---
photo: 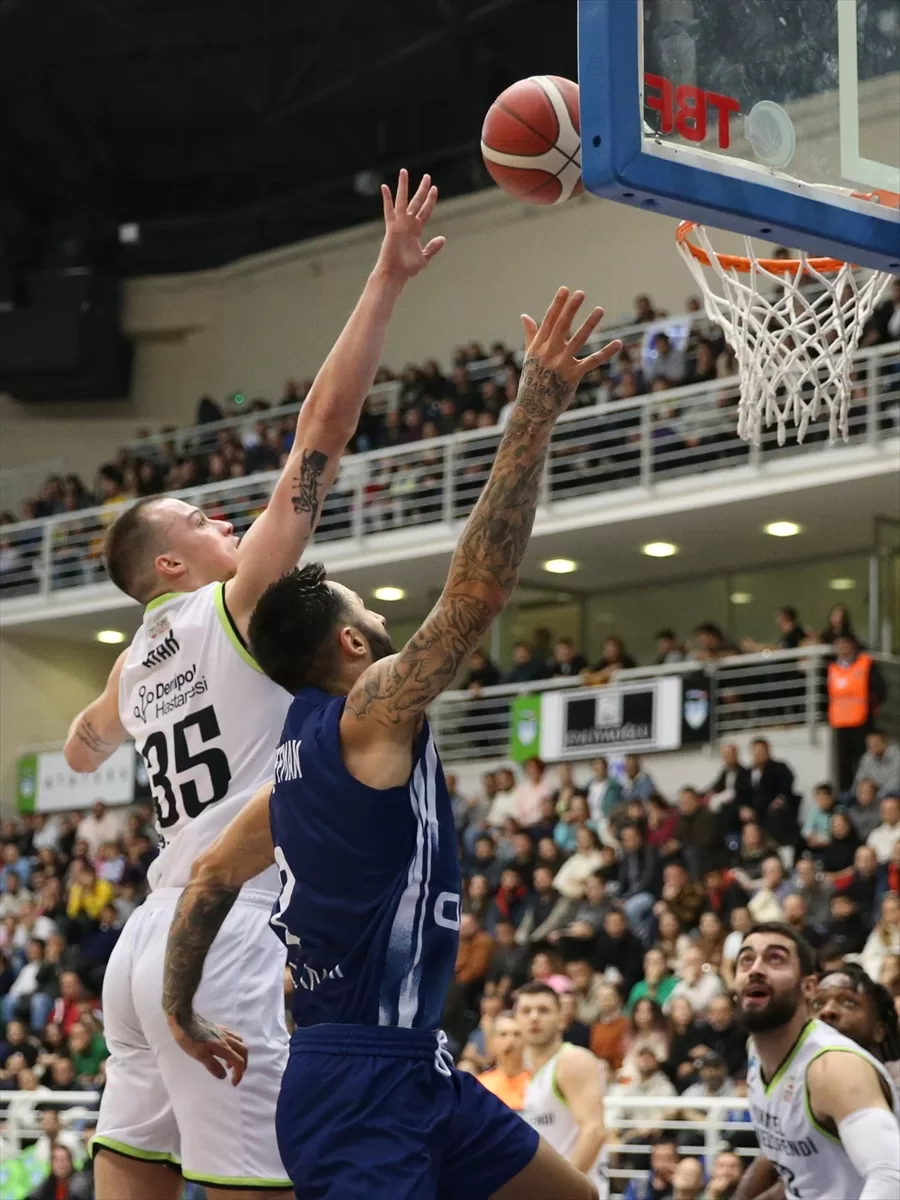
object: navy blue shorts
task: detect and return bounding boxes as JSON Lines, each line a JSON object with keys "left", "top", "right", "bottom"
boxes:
{"left": 276, "top": 1024, "right": 540, "bottom": 1200}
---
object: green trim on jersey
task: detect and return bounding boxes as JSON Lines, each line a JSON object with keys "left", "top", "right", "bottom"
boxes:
{"left": 763, "top": 1020, "right": 816, "bottom": 1097}
{"left": 214, "top": 582, "right": 264, "bottom": 673}
{"left": 182, "top": 1170, "right": 292, "bottom": 1189}
{"left": 551, "top": 1041, "right": 571, "bottom": 1107}
{"left": 803, "top": 1045, "right": 893, "bottom": 1145}
{"left": 144, "top": 591, "right": 184, "bottom": 612}
{"left": 90, "top": 1134, "right": 181, "bottom": 1165}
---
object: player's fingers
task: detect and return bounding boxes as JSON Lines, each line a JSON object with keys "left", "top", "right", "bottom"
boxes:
{"left": 578, "top": 338, "right": 624, "bottom": 374}
{"left": 549, "top": 289, "right": 585, "bottom": 349}
{"left": 422, "top": 235, "right": 446, "bottom": 261}
{"left": 415, "top": 185, "right": 439, "bottom": 226}
{"left": 407, "top": 173, "right": 432, "bottom": 216}
{"left": 395, "top": 168, "right": 409, "bottom": 212}
{"left": 535, "top": 287, "right": 570, "bottom": 344}
{"left": 202, "top": 1051, "right": 227, "bottom": 1081}
{"left": 520, "top": 314, "right": 539, "bottom": 349}
{"left": 381, "top": 184, "right": 394, "bottom": 223}
{"left": 220, "top": 1029, "right": 249, "bottom": 1064}
{"left": 567, "top": 306, "right": 605, "bottom": 355}
{"left": 212, "top": 1039, "right": 247, "bottom": 1079}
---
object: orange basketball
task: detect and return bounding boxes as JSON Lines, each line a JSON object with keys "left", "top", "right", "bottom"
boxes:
{"left": 481, "top": 75, "right": 583, "bottom": 206}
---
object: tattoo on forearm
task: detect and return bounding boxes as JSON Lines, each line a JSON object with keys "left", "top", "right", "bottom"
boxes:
{"left": 162, "top": 881, "right": 240, "bottom": 1032}
{"left": 74, "top": 718, "right": 112, "bottom": 756}
{"left": 348, "top": 355, "right": 577, "bottom": 724}
{"left": 291, "top": 449, "right": 329, "bottom": 518}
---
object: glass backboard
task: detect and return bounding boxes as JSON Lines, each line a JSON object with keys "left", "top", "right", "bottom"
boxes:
{"left": 578, "top": 0, "right": 900, "bottom": 270}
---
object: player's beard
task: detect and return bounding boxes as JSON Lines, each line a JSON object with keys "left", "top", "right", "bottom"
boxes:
{"left": 363, "top": 620, "right": 396, "bottom": 664}
{"left": 739, "top": 981, "right": 804, "bottom": 1033}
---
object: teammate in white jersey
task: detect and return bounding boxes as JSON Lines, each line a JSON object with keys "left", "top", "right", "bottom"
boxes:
{"left": 63, "top": 170, "right": 446, "bottom": 1200}
{"left": 733, "top": 922, "right": 900, "bottom": 1200}
{"left": 516, "top": 981, "right": 610, "bottom": 1199}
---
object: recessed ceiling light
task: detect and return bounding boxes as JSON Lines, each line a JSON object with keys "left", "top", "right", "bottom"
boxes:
{"left": 730, "top": 592, "right": 754, "bottom": 605}
{"left": 373, "top": 586, "right": 405, "bottom": 602}
{"left": 641, "top": 541, "right": 678, "bottom": 558}
{"left": 96, "top": 630, "right": 126, "bottom": 645}
{"left": 543, "top": 559, "right": 578, "bottom": 574}
{"left": 829, "top": 578, "right": 856, "bottom": 591}
{"left": 764, "top": 521, "right": 802, "bottom": 538}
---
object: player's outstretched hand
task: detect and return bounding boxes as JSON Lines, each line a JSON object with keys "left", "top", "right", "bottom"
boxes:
{"left": 518, "top": 287, "right": 623, "bottom": 416}
{"left": 166, "top": 1012, "right": 248, "bottom": 1087}
{"left": 376, "top": 169, "right": 446, "bottom": 281}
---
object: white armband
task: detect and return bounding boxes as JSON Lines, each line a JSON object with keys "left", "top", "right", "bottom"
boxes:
{"left": 837, "top": 1107, "right": 900, "bottom": 1200}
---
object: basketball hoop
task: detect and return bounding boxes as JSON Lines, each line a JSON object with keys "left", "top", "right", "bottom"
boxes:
{"left": 675, "top": 198, "right": 897, "bottom": 445}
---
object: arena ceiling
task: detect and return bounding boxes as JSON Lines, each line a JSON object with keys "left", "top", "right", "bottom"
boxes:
{"left": 0, "top": 0, "right": 577, "bottom": 277}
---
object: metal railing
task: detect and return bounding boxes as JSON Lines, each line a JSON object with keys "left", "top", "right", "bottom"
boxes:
{"left": 0, "top": 1087, "right": 759, "bottom": 1187}
{"left": 429, "top": 647, "right": 900, "bottom": 762}
{"left": 0, "top": 340, "right": 897, "bottom": 601}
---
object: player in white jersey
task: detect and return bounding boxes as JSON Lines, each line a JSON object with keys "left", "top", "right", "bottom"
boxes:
{"left": 733, "top": 922, "right": 900, "bottom": 1200}
{"left": 63, "top": 170, "right": 446, "bottom": 1200}
{"left": 515, "top": 981, "right": 610, "bottom": 1199}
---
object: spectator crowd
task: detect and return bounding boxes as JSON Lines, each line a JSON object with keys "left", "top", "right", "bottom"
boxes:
{"left": 3, "top": 720, "right": 898, "bottom": 1197}
{"left": 3, "top": 280, "right": 898, "bottom": 596}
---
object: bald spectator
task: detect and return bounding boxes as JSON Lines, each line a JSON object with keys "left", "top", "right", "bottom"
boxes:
{"left": 867, "top": 794, "right": 900, "bottom": 864}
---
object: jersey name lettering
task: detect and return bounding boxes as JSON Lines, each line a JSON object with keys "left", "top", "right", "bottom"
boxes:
{"left": 274, "top": 739, "right": 303, "bottom": 783}
{"left": 142, "top": 629, "right": 180, "bottom": 669}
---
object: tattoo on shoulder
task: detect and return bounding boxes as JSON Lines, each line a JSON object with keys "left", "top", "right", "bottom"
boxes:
{"left": 75, "top": 718, "right": 112, "bottom": 755}
{"left": 291, "top": 449, "right": 329, "bottom": 517}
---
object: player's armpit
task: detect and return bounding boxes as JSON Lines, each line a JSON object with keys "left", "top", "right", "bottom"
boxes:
{"left": 64, "top": 649, "right": 129, "bottom": 773}
{"left": 162, "top": 781, "right": 275, "bottom": 1070}
{"left": 555, "top": 1045, "right": 608, "bottom": 1175}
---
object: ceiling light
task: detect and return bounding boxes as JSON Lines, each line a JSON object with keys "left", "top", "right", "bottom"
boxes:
{"left": 96, "top": 630, "right": 126, "bottom": 645}
{"left": 543, "top": 559, "right": 578, "bottom": 574}
{"left": 829, "top": 578, "right": 856, "bottom": 591}
{"left": 730, "top": 592, "right": 754, "bottom": 605}
{"left": 641, "top": 541, "right": 678, "bottom": 558}
{"left": 764, "top": 521, "right": 802, "bottom": 538}
{"left": 373, "top": 586, "right": 405, "bottom": 602}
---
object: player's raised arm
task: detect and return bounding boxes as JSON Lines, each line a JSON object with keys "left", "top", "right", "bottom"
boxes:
{"left": 63, "top": 650, "right": 129, "bottom": 772}
{"left": 806, "top": 1050, "right": 900, "bottom": 1200}
{"left": 224, "top": 170, "right": 445, "bottom": 636}
{"left": 161, "top": 781, "right": 276, "bottom": 1082}
{"left": 340, "top": 287, "right": 621, "bottom": 780}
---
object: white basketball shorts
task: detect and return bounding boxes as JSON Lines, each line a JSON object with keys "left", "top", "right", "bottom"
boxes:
{"left": 92, "top": 887, "right": 291, "bottom": 1189}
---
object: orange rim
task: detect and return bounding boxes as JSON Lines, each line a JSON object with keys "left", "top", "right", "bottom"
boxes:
{"left": 675, "top": 190, "right": 899, "bottom": 276}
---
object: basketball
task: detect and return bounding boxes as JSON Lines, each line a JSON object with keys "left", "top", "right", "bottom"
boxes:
{"left": 481, "top": 75, "right": 584, "bottom": 206}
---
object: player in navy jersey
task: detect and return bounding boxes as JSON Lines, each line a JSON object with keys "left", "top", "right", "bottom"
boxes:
{"left": 160, "top": 286, "right": 622, "bottom": 1200}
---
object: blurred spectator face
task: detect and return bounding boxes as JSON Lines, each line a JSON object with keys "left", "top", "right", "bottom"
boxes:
{"left": 474, "top": 837, "right": 495, "bottom": 863}
{"left": 698, "top": 911, "right": 722, "bottom": 942}
{"left": 516, "top": 988, "right": 562, "bottom": 1047}
{"left": 559, "top": 991, "right": 578, "bottom": 1028}
{"left": 597, "top": 983, "right": 621, "bottom": 1017}
{"left": 60, "top": 971, "right": 82, "bottom": 1000}
{"left": 657, "top": 908, "right": 680, "bottom": 941}
{"left": 494, "top": 920, "right": 516, "bottom": 947}
{"left": 482, "top": 772, "right": 497, "bottom": 799}
{"left": 635, "top": 295, "right": 655, "bottom": 322}
{"left": 643, "top": 949, "right": 667, "bottom": 984}
{"left": 866, "top": 731, "right": 887, "bottom": 757}
{"left": 620, "top": 825, "right": 642, "bottom": 854}
{"left": 782, "top": 894, "right": 807, "bottom": 928}
{"left": 853, "top": 846, "right": 877, "bottom": 876}
{"left": 537, "top": 838, "right": 558, "bottom": 863}
{"left": 512, "top": 833, "right": 532, "bottom": 859}
{"left": 650, "top": 1142, "right": 678, "bottom": 1185}
{"left": 830, "top": 894, "right": 855, "bottom": 922}
{"left": 17, "top": 1067, "right": 37, "bottom": 1090}
{"left": 533, "top": 867, "right": 554, "bottom": 895}
{"left": 592, "top": 757, "right": 608, "bottom": 780}
{"left": 41, "top": 1110, "right": 61, "bottom": 1137}
{"left": 670, "top": 997, "right": 696, "bottom": 1032}
{"left": 566, "top": 960, "right": 593, "bottom": 993}
{"left": 678, "top": 788, "right": 699, "bottom": 814}
{"left": 624, "top": 754, "right": 641, "bottom": 779}
{"left": 707, "top": 995, "right": 734, "bottom": 1031}
{"left": 490, "top": 1014, "right": 523, "bottom": 1062}
{"left": 51, "top": 1058, "right": 75, "bottom": 1086}
{"left": 575, "top": 827, "right": 597, "bottom": 855}
{"left": 856, "top": 779, "right": 877, "bottom": 808}
{"left": 51, "top": 1146, "right": 74, "bottom": 1180}
{"left": 25, "top": 937, "right": 44, "bottom": 962}
{"left": 699, "top": 1057, "right": 728, "bottom": 1092}
{"left": 6, "top": 1020, "right": 27, "bottom": 1044}
{"left": 604, "top": 638, "right": 626, "bottom": 665}
{"left": 742, "top": 823, "right": 763, "bottom": 853}
{"left": 881, "top": 895, "right": 900, "bottom": 927}
{"left": 569, "top": 796, "right": 590, "bottom": 824}
{"left": 512, "top": 643, "right": 532, "bottom": 665}
{"left": 480, "top": 994, "right": 503, "bottom": 1021}
{"left": 663, "top": 863, "right": 688, "bottom": 892}
{"left": 721, "top": 742, "right": 739, "bottom": 767}
{"left": 681, "top": 945, "right": 704, "bottom": 982}
{"left": 524, "top": 758, "right": 544, "bottom": 784}
{"left": 605, "top": 910, "right": 626, "bottom": 938}
{"left": 530, "top": 953, "right": 552, "bottom": 981}
{"left": 554, "top": 639, "right": 574, "bottom": 664}
{"left": 459, "top": 914, "right": 478, "bottom": 941}
{"left": 584, "top": 874, "right": 606, "bottom": 905}
{"left": 92, "top": 801, "right": 106, "bottom": 820}
{"left": 538, "top": 797, "right": 556, "bottom": 825}
{"left": 711, "top": 1151, "right": 744, "bottom": 1191}
{"left": 500, "top": 868, "right": 522, "bottom": 892}
{"left": 633, "top": 999, "right": 658, "bottom": 1032}
{"left": 750, "top": 739, "right": 771, "bottom": 767}
{"left": 830, "top": 812, "right": 852, "bottom": 841}
{"left": 496, "top": 770, "right": 515, "bottom": 792}
{"left": 636, "top": 1045, "right": 660, "bottom": 1080}
{"left": 815, "top": 786, "right": 835, "bottom": 812}
{"left": 69, "top": 1022, "right": 89, "bottom": 1053}
{"left": 761, "top": 856, "right": 785, "bottom": 889}
{"left": 880, "top": 797, "right": 900, "bottom": 827}
{"left": 795, "top": 858, "right": 816, "bottom": 886}
{"left": 625, "top": 800, "right": 645, "bottom": 824}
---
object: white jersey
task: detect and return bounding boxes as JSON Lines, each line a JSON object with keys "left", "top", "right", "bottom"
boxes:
{"left": 747, "top": 1018, "right": 900, "bottom": 1200}
{"left": 119, "top": 584, "right": 291, "bottom": 893}
{"left": 521, "top": 1042, "right": 609, "bottom": 1198}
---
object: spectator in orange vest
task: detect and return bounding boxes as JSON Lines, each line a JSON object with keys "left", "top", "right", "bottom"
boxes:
{"left": 828, "top": 633, "right": 887, "bottom": 792}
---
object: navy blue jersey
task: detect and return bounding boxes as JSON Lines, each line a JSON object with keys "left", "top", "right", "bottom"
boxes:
{"left": 268, "top": 686, "right": 461, "bottom": 1030}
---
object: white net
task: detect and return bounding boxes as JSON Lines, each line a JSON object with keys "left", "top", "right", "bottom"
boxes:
{"left": 677, "top": 225, "right": 894, "bottom": 445}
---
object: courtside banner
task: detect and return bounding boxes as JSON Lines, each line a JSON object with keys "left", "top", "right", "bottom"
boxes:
{"left": 537, "top": 677, "right": 685, "bottom": 760}
{"left": 17, "top": 744, "right": 137, "bottom": 813}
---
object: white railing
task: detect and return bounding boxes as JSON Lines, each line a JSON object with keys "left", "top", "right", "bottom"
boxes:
{"left": 429, "top": 647, "right": 900, "bottom": 761}
{"left": 0, "top": 1087, "right": 759, "bottom": 1185}
{"left": 0, "top": 340, "right": 897, "bottom": 601}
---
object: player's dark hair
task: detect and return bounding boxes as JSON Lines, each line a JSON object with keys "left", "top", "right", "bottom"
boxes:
{"left": 819, "top": 962, "right": 900, "bottom": 1063}
{"left": 514, "top": 981, "right": 560, "bottom": 1006}
{"left": 248, "top": 563, "right": 348, "bottom": 694}
{"left": 104, "top": 497, "right": 166, "bottom": 602}
{"left": 742, "top": 922, "right": 817, "bottom": 977}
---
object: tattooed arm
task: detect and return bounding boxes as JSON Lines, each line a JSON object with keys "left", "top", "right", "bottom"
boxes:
{"left": 163, "top": 781, "right": 275, "bottom": 1083}
{"left": 341, "top": 288, "right": 621, "bottom": 789}
{"left": 64, "top": 650, "right": 128, "bottom": 773}
{"left": 225, "top": 169, "right": 446, "bottom": 638}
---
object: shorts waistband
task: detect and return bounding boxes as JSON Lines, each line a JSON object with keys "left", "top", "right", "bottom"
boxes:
{"left": 145, "top": 885, "right": 276, "bottom": 911}
{"left": 290, "top": 1024, "right": 443, "bottom": 1060}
